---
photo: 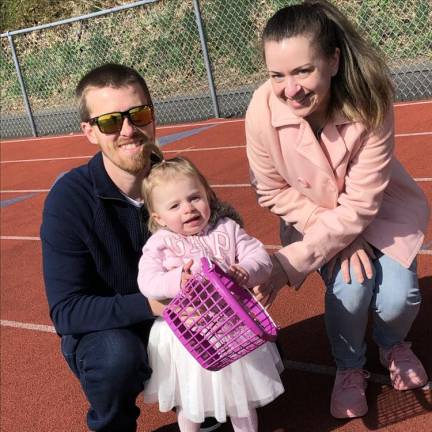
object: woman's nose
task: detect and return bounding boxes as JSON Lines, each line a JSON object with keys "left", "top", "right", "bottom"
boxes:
{"left": 283, "top": 78, "right": 300, "bottom": 99}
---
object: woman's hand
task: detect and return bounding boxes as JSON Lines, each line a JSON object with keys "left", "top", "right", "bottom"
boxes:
{"left": 327, "top": 236, "right": 376, "bottom": 284}
{"left": 252, "top": 254, "right": 289, "bottom": 308}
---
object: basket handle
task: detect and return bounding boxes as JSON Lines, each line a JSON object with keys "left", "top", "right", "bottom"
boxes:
{"left": 200, "top": 258, "right": 275, "bottom": 341}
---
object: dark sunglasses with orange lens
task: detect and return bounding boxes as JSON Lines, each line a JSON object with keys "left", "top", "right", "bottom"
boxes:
{"left": 88, "top": 104, "right": 154, "bottom": 134}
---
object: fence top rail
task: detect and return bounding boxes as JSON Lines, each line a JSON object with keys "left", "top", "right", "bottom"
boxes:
{"left": 0, "top": 0, "right": 159, "bottom": 38}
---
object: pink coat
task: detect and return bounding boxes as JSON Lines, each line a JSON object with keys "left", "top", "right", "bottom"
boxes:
{"left": 246, "top": 79, "right": 429, "bottom": 288}
{"left": 137, "top": 217, "right": 272, "bottom": 299}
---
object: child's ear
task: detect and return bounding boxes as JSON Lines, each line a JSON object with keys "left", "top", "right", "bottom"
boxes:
{"left": 152, "top": 212, "right": 166, "bottom": 227}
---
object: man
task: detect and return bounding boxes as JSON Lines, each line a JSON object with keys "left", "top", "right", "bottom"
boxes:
{"left": 41, "top": 63, "right": 220, "bottom": 432}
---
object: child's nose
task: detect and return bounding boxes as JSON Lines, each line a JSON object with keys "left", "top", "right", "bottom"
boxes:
{"left": 183, "top": 202, "right": 194, "bottom": 212}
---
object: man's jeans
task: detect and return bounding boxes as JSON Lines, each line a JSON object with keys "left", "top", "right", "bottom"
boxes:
{"left": 320, "top": 252, "right": 421, "bottom": 369}
{"left": 61, "top": 327, "right": 152, "bottom": 431}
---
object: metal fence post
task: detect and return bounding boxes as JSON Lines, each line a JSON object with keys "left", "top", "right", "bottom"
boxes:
{"left": 7, "top": 33, "right": 37, "bottom": 137}
{"left": 192, "top": 0, "right": 220, "bottom": 118}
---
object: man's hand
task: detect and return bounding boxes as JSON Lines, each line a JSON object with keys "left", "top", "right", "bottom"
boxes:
{"left": 227, "top": 264, "right": 249, "bottom": 286}
{"left": 148, "top": 298, "right": 170, "bottom": 316}
{"left": 327, "top": 236, "right": 376, "bottom": 284}
{"left": 252, "top": 254, "right": 288, "bottom": 308}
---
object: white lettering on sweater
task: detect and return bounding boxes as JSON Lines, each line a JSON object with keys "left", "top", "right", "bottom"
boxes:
{"left": 163, "top": 230, "right": 231, "bottom": 262}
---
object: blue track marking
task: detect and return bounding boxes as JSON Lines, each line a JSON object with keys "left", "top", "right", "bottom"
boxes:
{"left": 1, "top": 193, "right": 36, "bottom": 208}
{"left": 421, "top": 240, "right": 432, "bottom": 250}
{"left": 158, "top": 124, "right": 216, "bottom": 147}
{"left": 1, "top": 125, "right": 216, "bottom": 208}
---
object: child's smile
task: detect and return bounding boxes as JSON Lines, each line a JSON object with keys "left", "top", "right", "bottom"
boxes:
{"left": 151, "top": 174, "right": 211, "bottom": 236}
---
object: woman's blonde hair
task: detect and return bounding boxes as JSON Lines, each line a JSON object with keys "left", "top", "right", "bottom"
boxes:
{"left": 262, "top": 0, "right": 394, "bottom": 131}
{"left": 142, "top": 157, "right": 218, "bottom": 233}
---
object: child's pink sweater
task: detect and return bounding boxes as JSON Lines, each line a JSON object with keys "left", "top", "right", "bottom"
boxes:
{"left": 138, "top": 217, "right": 272, "bottom": 299}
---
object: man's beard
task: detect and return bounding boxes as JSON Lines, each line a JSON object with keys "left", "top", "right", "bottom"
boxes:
{"left": 116, "top": 141, "right": 161, "bottom": 174}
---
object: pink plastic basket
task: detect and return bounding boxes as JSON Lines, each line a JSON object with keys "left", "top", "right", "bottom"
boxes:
{"left": 162, "top": 257, "right": 278, "bottom": 371}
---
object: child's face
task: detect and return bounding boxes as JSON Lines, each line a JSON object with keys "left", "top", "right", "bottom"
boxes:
{"left": 151, "top": 174, "right": 211, "bottom": 236}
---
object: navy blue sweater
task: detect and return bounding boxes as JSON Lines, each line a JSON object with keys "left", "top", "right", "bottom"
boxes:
{"left": 41, "top": 152, "right": 154, "bottom": 336}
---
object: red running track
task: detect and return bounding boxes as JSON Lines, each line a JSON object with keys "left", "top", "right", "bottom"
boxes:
{"left": 1, "top": 101, "right": 431, "bottom": 431}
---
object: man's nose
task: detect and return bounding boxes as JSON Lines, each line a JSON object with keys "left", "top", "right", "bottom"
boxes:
{"left": 120, "top": 116, "right": 136, "bottom": 136}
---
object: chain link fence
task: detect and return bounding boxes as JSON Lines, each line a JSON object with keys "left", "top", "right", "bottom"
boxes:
{"left": 1, "top": 0, "right": 431, "bottom": 139}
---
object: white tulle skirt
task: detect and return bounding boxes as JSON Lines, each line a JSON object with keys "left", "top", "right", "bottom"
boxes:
{"left": 143, "top": 318, "right": 285, "bottom": 423}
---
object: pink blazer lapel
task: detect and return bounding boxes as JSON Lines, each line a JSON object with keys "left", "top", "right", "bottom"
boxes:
{"left": 269, "top": 92, "right": 348, "bottom": 176}
{"left": 320, "top": 123, "right": 348, "bottom": 170}
{"left": 295, "top": 123, "right": 334, "bottom": 175}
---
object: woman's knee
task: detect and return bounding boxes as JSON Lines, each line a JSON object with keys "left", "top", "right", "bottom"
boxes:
{"left": 375, "top": 285, "right": 421, "bottom": 322}
{"left": 374, "top": 256, "right": 421, "bottom": 321}
{"left": 324, "top": 270, "right": 374, "bottom": 314}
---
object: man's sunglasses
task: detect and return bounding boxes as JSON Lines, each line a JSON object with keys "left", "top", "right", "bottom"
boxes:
{"left": 88, "top": 104, "right": 154, "bottom": 134}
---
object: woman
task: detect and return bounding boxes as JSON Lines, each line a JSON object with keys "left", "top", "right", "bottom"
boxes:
{"left": 245, "top": 0, "right": 429, "bottom": 419}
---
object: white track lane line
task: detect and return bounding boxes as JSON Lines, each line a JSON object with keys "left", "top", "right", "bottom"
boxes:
{"left": 0, "top": 236, "right": 40, "bottom": 240}
{"left": 0, "top": 184, "right": 250, "bottom": 193}
{"left": 393, "top": 100, "right": 432, "bottom": 107}
{"left": 1, "top": 319, "right": 56, "bottom": 333}
{"left": 1, "top": 155, "right": 93, "bottom": 164}
{"left": 1, "top": 236, "right": 431, "bottom": 255}
{"left": 0, "top": 145, "right": 247, "bottom": 164}
{"left": 395, "top": 131, "right": 432, "bottom": 137}
{"left": 1, "top": 99, "right": 430, "bottom": 145}
{"left": 1, "top": 189, "right": 50, "bottom": 193}
{"left": 2, "top": 317, "right": 432, "bottom": 388}
{"left": 1, "top": 176, "right": 430, "bottom": 194}
{"left": 2, "top": 130, "right": 431, "bottom": 164}
{"left": 264, "top": 244, "right": 431, "bottom": 254}
{"left": 164, "top": 144, "right": 246, "bottom": 154}
{"left": 0, "top": 119, "right": 246, "bottom": 144}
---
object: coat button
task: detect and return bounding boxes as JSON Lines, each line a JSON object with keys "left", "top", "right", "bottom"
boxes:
{"left": 297, "top": 177, "right": 310, "bottom": 188}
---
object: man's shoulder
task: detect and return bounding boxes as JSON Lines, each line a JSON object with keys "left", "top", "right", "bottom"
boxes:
{"left": 41, "top": 157, "right": 101, "bottom": 239}
{"left": 44, "top": 157, "right": 97, "bottom": 211}
{"left": 49, "top": 164, "right": 91, "bottom": 197}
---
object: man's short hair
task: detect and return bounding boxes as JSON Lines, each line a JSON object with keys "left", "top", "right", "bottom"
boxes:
{"left": 76, "top": 63, "right": 151, "bottom": 121}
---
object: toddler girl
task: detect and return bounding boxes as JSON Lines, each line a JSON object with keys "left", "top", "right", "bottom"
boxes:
{"left": 138, "top": 157, "right": 284, "bottom": 431}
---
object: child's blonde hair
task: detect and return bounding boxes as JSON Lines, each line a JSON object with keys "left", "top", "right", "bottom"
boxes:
{"left": 142, "top": 157, "right": 218, "bottom": 233}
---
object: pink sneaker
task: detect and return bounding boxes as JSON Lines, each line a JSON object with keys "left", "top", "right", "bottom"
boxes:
{"left": 330, "top": 369, "right": 370, "bottom": 418}
{"left": 379, "top": 342, "right": 428, "bottom": 390}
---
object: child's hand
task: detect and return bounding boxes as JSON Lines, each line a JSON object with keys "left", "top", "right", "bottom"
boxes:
{"left": 227, "top": 264, "right": 249, "bottom": 286}
{"left": 181, "top": 259, "right": 194, "bottom": 287}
